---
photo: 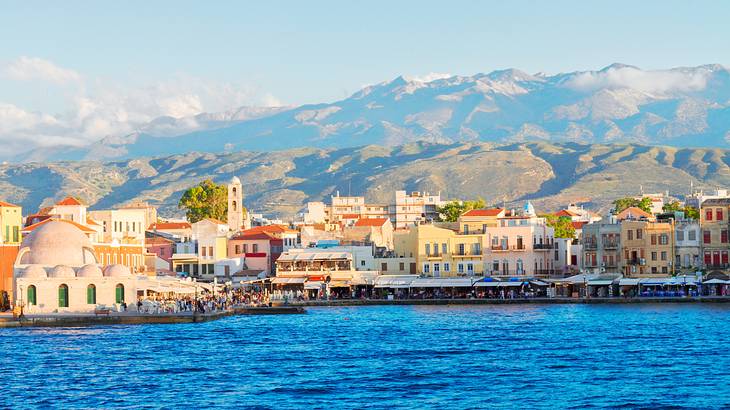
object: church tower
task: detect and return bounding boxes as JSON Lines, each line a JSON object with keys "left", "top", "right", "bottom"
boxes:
{"left": 227, "top": 176, "right": 243, "bottom": 231}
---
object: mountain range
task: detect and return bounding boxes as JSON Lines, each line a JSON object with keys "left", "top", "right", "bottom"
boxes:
{"left": 15, "top": 63, "right": 730, "bottom": 162}
{"left": 4, "top": 142, "right": 730, "bottom": 219}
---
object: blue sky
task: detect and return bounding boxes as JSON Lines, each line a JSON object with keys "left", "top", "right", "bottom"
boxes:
{"left": 0, "top": 0, "right": 727, "bottom": 153}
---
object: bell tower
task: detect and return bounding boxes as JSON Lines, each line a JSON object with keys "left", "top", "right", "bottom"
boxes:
{"left": 227, "top": 176, "right": 243, "bottom": 231}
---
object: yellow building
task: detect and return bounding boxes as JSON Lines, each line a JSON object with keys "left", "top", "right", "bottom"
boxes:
{"left": 457, "top": 208, "right": 505, "bottom": 234}
{"left": 620, "top": 220, "right": 674, "bottom": 277}
{"left": 395, "top": 224, "right": 485, "bottom": 277}
{"left": 0, "top": 201, "right": 22, "bottom": 244}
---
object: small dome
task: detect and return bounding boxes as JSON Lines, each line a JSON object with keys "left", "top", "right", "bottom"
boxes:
{"left": 230, "top": 176, "right": 241, "bottom": 185}
{"left": 77, "top": 264, "right": 103, "bottom": 278}
{"left": 49, "top": 265, "right": 76, "bottom": 278}
{"left": 524, "top": 201, "right": 536, "bottom": 217}
{"left": 104, "top": 264, "right": 131, "bottom": 277}
{"left": 20, "top": 264, "right": 47, "bottom": 278}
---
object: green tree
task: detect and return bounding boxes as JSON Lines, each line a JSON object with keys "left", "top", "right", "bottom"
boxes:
{"left": 683, "top": 206, "right": 699, "bottom": 220}
{"left": 612, "top": 197, "right": 652, "bottom": 214}
{"left": 543, "top": 215, "right": 576, "bottom": 239}
{"left": 436, "top": 198, "right": 487, "bottom": 222}
{"left": 178, "top": 179, "right": 228, "bottom": 223}
{"left": 662, "top": 200, "right": 682, "bottom": 213}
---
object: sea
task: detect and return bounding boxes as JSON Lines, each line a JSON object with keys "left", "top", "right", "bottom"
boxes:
{"left": 2, "top": 304, "right": 729, "bottom": 409}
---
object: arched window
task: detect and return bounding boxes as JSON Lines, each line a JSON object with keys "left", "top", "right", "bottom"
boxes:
{"left": 516, "top": 259, "right": 524, "bottom": 275}
{"left": 87, "top": 284, "right": 97, "bottom": 304}
{"left": 232, "top": 200, "right": 237, "bottom": 212}
{"left": 232, "top": 187, "right": 237, "bottom": 195}
{"left": 27, "top": 285, "right": 37, "bottom": 306}
{"left": 115, "top": 284, "right": 125, "bottom": 304}
{"left": 58, "top": 284, "right": 69, "bottom": 308}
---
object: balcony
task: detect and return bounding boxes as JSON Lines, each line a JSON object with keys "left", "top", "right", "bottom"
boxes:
{"left": 425, "top": 252, "right": 443, "bottom": 260}
{"left": 627, "top": 258, "right": 646, "bottom": 266}
{"left": 534, "top": 269, "right": 556, "bottom": 277}
{"left": 533, "top": 243, "right": 554, "bottom": 250}
{"left": 583, "top": 242, "right": 597, "bottom": 250}
{"left": 603, "top": 242, "right": 619, "bottom": 250}
{"left": 453, "top": 251, "right": 482, "bottom": 257}
{"left": 490, "top": 245, "right": 526, "bottom": 252}
{"left": 705, "top": 263, "right": 730, "bottom": 270}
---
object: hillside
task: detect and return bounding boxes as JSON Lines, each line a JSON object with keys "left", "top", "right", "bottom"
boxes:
{"left": 16, "top": 64, "right": 730, "bottom": 163}
{"left": 2, "top": 142, "right": 729, "bottom": 219}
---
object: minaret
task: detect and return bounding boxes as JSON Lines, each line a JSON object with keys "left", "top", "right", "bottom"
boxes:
{"left": 227, "top": 176, "right": 243, "bottom": 231}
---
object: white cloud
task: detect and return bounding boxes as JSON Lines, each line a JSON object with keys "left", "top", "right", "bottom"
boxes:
{"left": 564, "top": 66, "right": 709, "bottom": 95}
{"left": 405, "top": 72, "right": 452, "bottom": 83}
{"left": 4, "top": 56, "right": 81, "bottom": 84}
{"left": 0, "top": 58, "right": 283, "bottom": 157}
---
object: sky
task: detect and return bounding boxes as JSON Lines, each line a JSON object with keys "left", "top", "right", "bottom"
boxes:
{"left": 0, "top": 0, "right": 728, "bottom": 154}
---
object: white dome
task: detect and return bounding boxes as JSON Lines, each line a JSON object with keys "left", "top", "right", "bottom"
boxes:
{"left": 104, "top": 264, "right": 131, "bottom": 277}
{"left": 19, "top": 221, "right": 97, "bottom": 266}
{"left": 230, "top": 176, "right": 241, "bottom": 185}
{"left": 19, "top": 264, "right": 47, "bottom": 278}
{"left": 49, "top": 265, "right": 76, "bottom": 278}
{"left": 77, "top": 264, "right": 103, "bottom": 278}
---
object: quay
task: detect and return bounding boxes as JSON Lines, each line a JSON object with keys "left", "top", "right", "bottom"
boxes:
{"left": 288, "top": 296, "right": 730, "bottom": 307}
{"left": 0, "top": 306, "right": 305, "bottom": 328}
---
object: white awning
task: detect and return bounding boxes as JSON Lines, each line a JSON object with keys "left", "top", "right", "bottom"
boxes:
{"left": 473, "top": 281, "right": 523, "bottom": 287}
{"left": 277, "top": 251, "right": 352, "bottom": 262}
{"left": 373, "top": 275, "right": 417, "bottom": 288}
{"left": 271, "top": 277, "right": 307, "bottom": 284}
{"left": 529, "top": 280, "right": 549, "bottom": 286}
{"left": 304, "top": 281, "right": 324, "bottom": 290}
{"left": 639, "top": 277, "right": 673, "bottom": 285}
{"left": 409, "top": 278, "right": 474, "bottom": 288}
{"left": 619, "top": 278, "right": 640, "bottom": 286}
{"left": 704, "top": 278, "right": 730, "bottom": 285}
{"left": 588, "top": 280, "right": 614, "bottom": 286}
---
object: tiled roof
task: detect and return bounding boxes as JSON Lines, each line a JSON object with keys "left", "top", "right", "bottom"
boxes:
{"left": 571, "top": 221, "right": 587, "bottom": 230}
{"left": 555, "top": 209, "right": 579, "bottom": 217}
{"left": 354, "top": 218, "right": 389, "bottom": 227}
{"left": 0, "top": 200, "right": 20, "bottom": 207}
{"left": 145, "top": 236, "right": 175, "bottom": 245}
{"left": 202, "top": 218, "right": 228, "bottom": 225}
{"left": 462, "top": 208, "right": 504, "bottom": 217}
{"left": 86, "top": 218, "right": 101, "bottom": 226}
{"left": 616, "top": 207, "right": 653, "bottom": 220}
{"left": 702, "top": 198, "right": 730, "bottom": 207}
{"left": 242, "top": 224, "right": 297, "bottom": 234}
{"left": 231, "top": 231, "right": 279, "bottom": 241}
{"left": 56, "top": 196, "right": 84, "bottom": 206}
{"left": 340, "top": 214, "right": 360, "bottom": 219}
{"left": 148, "top": 222, "right": 192, "bottom": 230}
{"left": 22, "top": 218, "right": 97, "bottom": 233}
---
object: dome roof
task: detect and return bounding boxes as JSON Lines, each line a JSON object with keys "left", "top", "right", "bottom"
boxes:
{"left": 19, "top": 221, "right": 97, "bottom": 266}
{"left": 77, "top": 264, "right": 103, "bottom": 278}
{"left": 19, "top": 264, "right": 47, "bottom": 278}
{"left": 49, "top": 265, "right": 76, "bottom": 278}
{"left": 230, "top": 176, "right": 241, "bottom": 185}
{"left": 104, "top": 264, "right": 131, "bottom": 278}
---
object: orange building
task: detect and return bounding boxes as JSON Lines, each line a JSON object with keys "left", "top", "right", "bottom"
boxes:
{"left": 0, "top": 244, "right": 19, "bottom": 308}
{"left": 93, "top": 243, "right": 147, "bottom": 275}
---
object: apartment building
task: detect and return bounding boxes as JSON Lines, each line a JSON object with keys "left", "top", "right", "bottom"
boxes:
{"left": 391, "top": 191, "right": 444, "bottom": 229}
{"left": 483, "top": 216, "right": 556, "bottom": 277}
{"left": 620, "top": 220, "right": 674, "bottom": 277}
{"left": 700, "top": 198, "right": 730, "bottom": 270}
{"left": 395, "top": 224, "right": 486, "bottom": 277}
{"left": 582, "top": 220, "right": 621, "bottom": 275}
{"left": 88, "top": 208, "right": 147, "bottom": 244}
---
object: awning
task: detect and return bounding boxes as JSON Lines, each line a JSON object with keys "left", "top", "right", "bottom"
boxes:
{"left": 619, "top": 278, "right": 640, "bottom": 286}
{"left": 529, "top": 280, "right": 549, "bottom": 286}
{"left": 704, "top": 278, "right": 730, "bottom": 285}
{"left": 409, "top": 278, "right": 474, "bottom": 288}
{"left": 639, "top": 277, "right": 673, "bottom": 285}
{"left": 328, "top": 280, "right": 350, "bottom": 288}
{"left": 474, "top": 281, "right": 523, "bottom": 287}
{"left": 588, "top": 280, "right": 614, "bottom": 286}
{"left": 373, "top": 275, "right": 417, "bottom": 288}
{"left": 271, "top": 277, "right": 307, "bottom": 284}
{"left": 304, "top": 281, "right": 324, "bottom": 290}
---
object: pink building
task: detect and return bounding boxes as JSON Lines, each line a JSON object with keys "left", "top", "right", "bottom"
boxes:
{"left": 228, "top": 231, "right": 283, "bottom": 276}
{"left": 483, "top": 216, "right": 557, "bottom": 277}
{"left": 145, "top": 236, "right": 175, "bottom": 269}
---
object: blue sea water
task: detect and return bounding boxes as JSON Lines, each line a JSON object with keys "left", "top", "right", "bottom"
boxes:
{"left": 2, "top": 304, "right": 730, "bottom": 409}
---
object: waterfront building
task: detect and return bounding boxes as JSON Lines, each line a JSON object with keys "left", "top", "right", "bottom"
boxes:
{"left": 88, "top": 208, "right": 146, "bottom": 244}
{"left": 668, "top": 216, "right": 701, "bottom": 273}
{"left": 145, "top": 236, "right": 175, "bottom": 271}
{"left": 581, "top": 218, "right": 621, "bottom": 276}
{"left": 343, "top": 218, "right": 394, "bottom": 250}
{"left": 700, "top": 198, "right": 730, "bottom": 271}
{"left": 391, "top": 190, "right": 444, "bottom": 229}
{"left": 619, "top": 219, "right": 674, "bottom": 277}
{"left": 0, "top": 201, "right": 22, "bottom": 304}
{"left": 13, "top": 220, "right": 137, "bottom": 313}
{"left": 482, "top": 214, "right": 556, "bottom": 277}
{"left": 396, "top": 224, "right": 486, "bottom": 277}
{"left": 458, "top": 208, "right": 505, "bottom": 234}
{"left": 227, "top": 230, "right": 282, "bottom": 276}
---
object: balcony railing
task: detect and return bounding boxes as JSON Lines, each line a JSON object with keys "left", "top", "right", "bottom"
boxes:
{"left": 603, "top": 242, "right": 619, "bottom": 249}
{"left": 454, "top": 251, "right": 482, "bottom": 257}
{"left": 533, "top": 243, "right": 555, "bottom": 250}
{"left": 490, "top": 245, "right": 526, "bottom": 252}
{"left": 705, "top": 263, "right": 730, "bottom": 270}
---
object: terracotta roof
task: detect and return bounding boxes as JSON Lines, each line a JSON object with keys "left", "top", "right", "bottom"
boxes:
{"left": 231, "top": 231, "right": 279, "bottom": 241}
{"left": 616, "top": 207, "right": 653, "bottom": 220}
{"left": 0, "top": 200, "right": 20, "bottom": 207}
{"left": 340, "top": 214, "right": 360, "bottom": 219}
{"left": 571, "top": 221, "right": 587, "bottom": 230}
{"left": 22, "top": 218, "right": 97, "bottom": 233}
{"left": 145, "top": 236, "right": 175, "bottom": 245}
{"left": 201, "top": 218, "right": 228, "bottom": 225}
{"left": 462, "top": 208, "right": 504, "bottom": 217}
{"left": 85, "top": 217, "right": 101, "bottom": 226}
{"left": 241, "top": 224, "right": 297, "bottom": 235}
{"left": 56, "top": 196, "right": 84, "bottom": 206}
{"left": 148, "top": 222, "right": 192, "bottom": 230}
{"left": 555, "top": 209, "right": 579, "bottom": 217}
{"left": 354, "top": 218, "right": 389, "bottom": 227}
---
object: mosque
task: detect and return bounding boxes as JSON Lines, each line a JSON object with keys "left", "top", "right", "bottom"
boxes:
{"left": 13, "top": 220, "right": 138, "bottom": 313}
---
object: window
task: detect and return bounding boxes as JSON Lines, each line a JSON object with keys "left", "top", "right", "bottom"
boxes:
{"left": 433, "top": 263, "right": 440, "bottom": 274}
{"left": 87, "top": 284, "right": 96, "bottom": 304}
{"left": 636, "top": 229, "right": 642, "bottom": 239}
{"left": 463, "top": 225, "right": 469, "bottom": 234}
{"left": 661, "top": 251, "right": 667, "bottom": 261}
{"left": 361, "top": 260, "right": 366, "bottom": 267}
{"left": 492, "top": 260, "right": 499, "bottom": 272}
{"left": 628, "top": 230, "right": 633, "bottom": 240}
{"left": 12, "top": 226, "right": 18, "bottom": 243}
{"left": 676, "top": 230, "right": 684, "bottom": 241}
{"left": 209, "top": 246, "right": 213, "bottom": 257}
{"left": 27, "top": 285, "right": 37, "bottom": 306}
{"left": 243, "top": 244, "right": 248, "bottom": 253}
{"left": 441, "top": 243, "right": 447, "bottom": 254}
{"left": 659, "top": 234, "right": 669, "bottom": 245}
{"left": 704, "top": 231, "right": 711, "bottom": 244}
{"left": 467, "top": 263, "right": 474, "bottom": 273}
{"left": 381, "top": 262, "right": 387, "bottom": 271}
{"left": 722, "top": 230, "right": 729, "bottom": 244}
{"left": 423, "top": 264, "right": 430, "bottom": 273}
{"left": 399, "top": 262, "right": 405, "bottom": 271}
{"left": 115, "top": 284, "right": 125, "bottom": 304}
{"left": 58, "top": 284, "right": 69, "bottom": 308}
{"left": 201, "top": 247, "right": 207, "bottom": 257}
{"left": 458, "top": 243, "right": 465, "bottom": 255}
{"left": 235, "top": 245, "right": 240, "bottom": 254}
{"left": 723, "top": 251, "right": 729, "bottom": 265}
{"left": 706, "top": 209, "right": 713, "bottom": 221}
{"left": 651, "top": 252, "right": 657, "bottom": 261}
{"left": 252, "top": 244, "right": 258, "bottom": 253}
{"left": 705, "top": 251, "right": 712, "bottom": 265}
{"left": 661, "top": 266, "right": 668, "bottom": 274}
{"left": 425, "top": 243, "right": 431, "bottom": 256}
{"left": 444, "top": 263, "right": 450, "bottom": 272}
{"left": 651, "top": 234, "right": 657, "bottom": 245}
{"left": 688, "top": 230, "right": 696, "bottom": 241}
{"left": 516, "top": 259, "right": 524, "bottom": 274}
{"left": 458, "top": 263, "right": 464, "bottom": 273}
{"left": 718, "top": 208, "right": 724, "bottom": 221}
